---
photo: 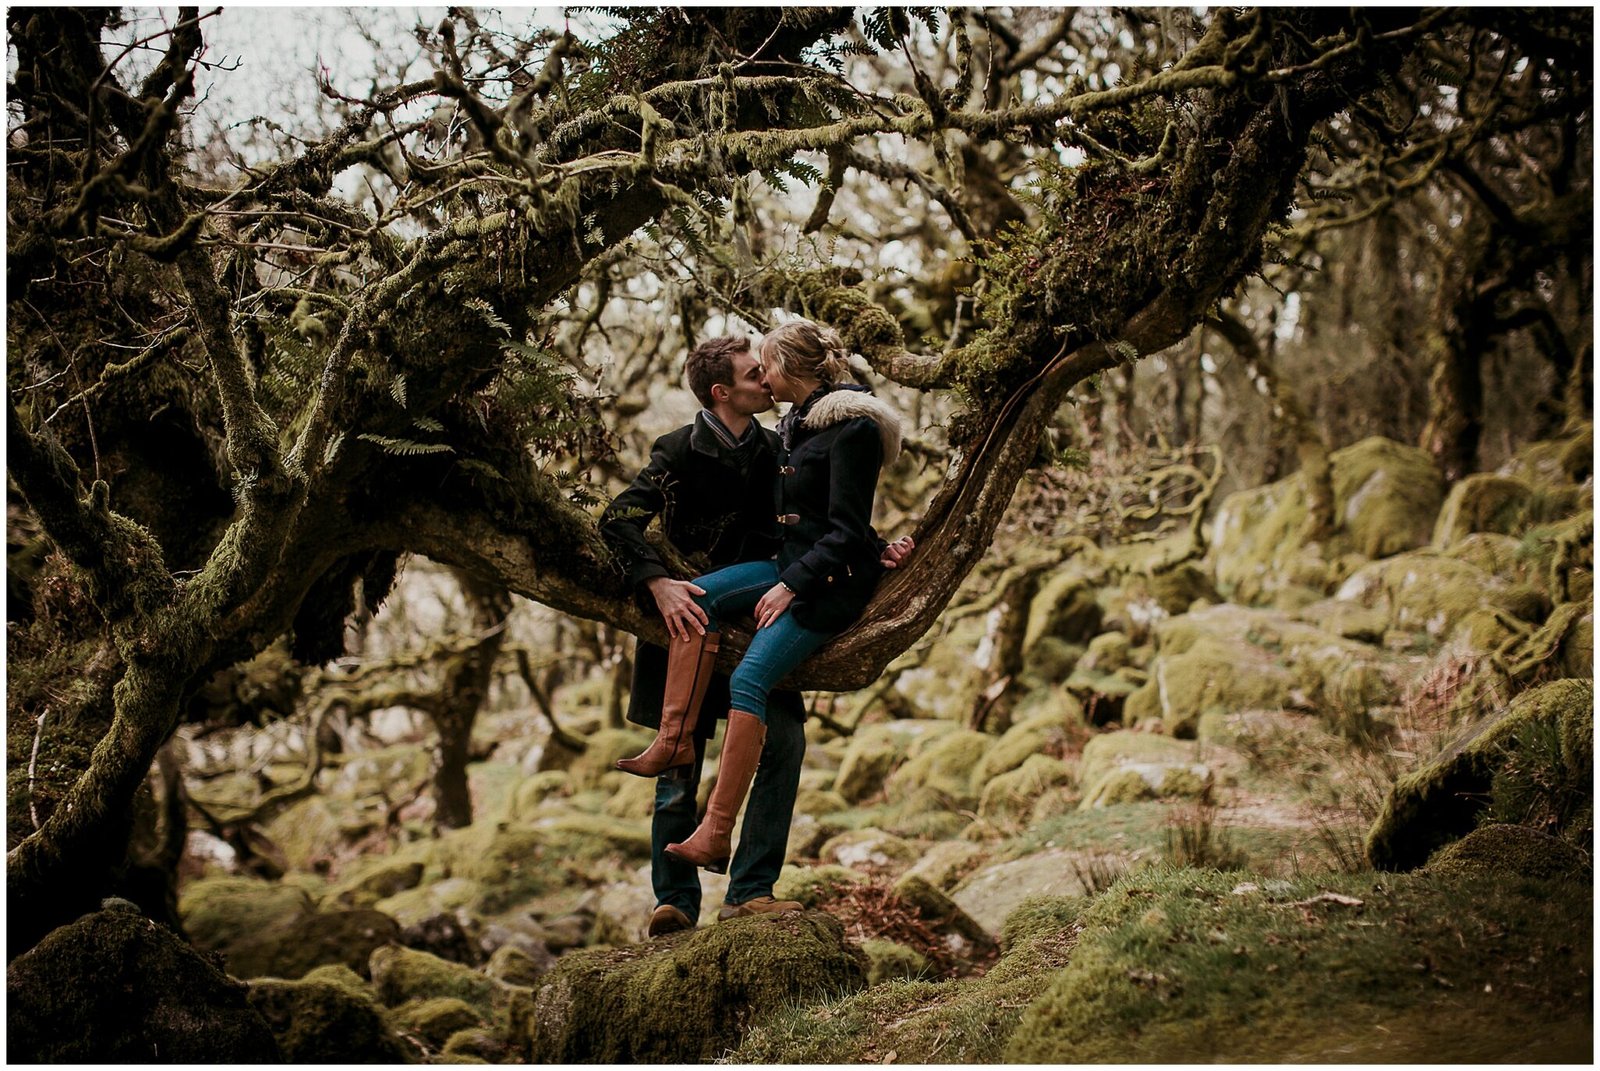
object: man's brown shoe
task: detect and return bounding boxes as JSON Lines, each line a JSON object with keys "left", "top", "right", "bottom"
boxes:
{"left": 647, "top": 903, "right": 693, "bottom": 937}
{"left": 717, "top": 895, "right": 802, "bottom": 921}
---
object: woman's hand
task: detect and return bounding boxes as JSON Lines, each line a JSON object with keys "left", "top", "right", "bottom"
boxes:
{"left": 753, "top": 582, "right": 795, "bottom": 629}
{"left": 880, "top": 535, "right": 915, "bottom": 568}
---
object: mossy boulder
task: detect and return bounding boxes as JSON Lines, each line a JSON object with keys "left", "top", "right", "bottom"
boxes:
{"left": 1025, "top": 570, "right": 1105, "bottom": 648}
{"left": 883, "top": 728, "right": 991, "bottom": 806}
{"left": 1005, "top": 867, "right": 1591, "bottom": 1062}
{"left": 179, "top": 875, "right": 313, "bottom": 954}
{"left": 443, "top": 1026, "right": 507, "bottom": 1061}
{"left": 485, "top": 944, "right": 554, "bottom": 988}
{"left": 600, "top": 774, "right": 657, "bottom": 820}
{"left": 527, "top": 911, "right": 868, "bottom": 1062}
{"left": 248, "top": 975, "right": 410, "bottom": 1062}
{"left": 554, "top": 727, "right": 655, "bottom": 789}
{"left": 391, "top": 996, "right": 484, "bottom": 1046}
{"left": 774, "top": 863, "right": 870, "bottom": 907}
{"left": 1150, "top": 635, "right": 1302, "bottom": 736}
{"left": 979, "top": 754, "right": 1072, "bottom": 821}
{"left": 1367, "top": 679, "right": 1594, "bottom": 871}
{"left": 225, "top": 908, "right": 401, "bottom": 981}
{"left": 1334, "top": 552, "right": 1547, "bottom": 640}
{"left": 326, "top": 860, "right": 426, "bottom": 909}
{"left": 8, "top": 906, "right": 282, "bottom": 1062}
{"left": 1500, "top": 422, "right": 1592, "bottom": 485}
{"left": 794, "top": 787, "right": 851, "bottom": 817}
{"left": 1211, "top": 437, "right": 1445, "bottom": 605}
{"left": 951, "top": 849, "right": 1099, "bottom": 936}
{"left": 527, "top": 812, "right": 652, "bottom": 862}
{"left": 901, "top": 841, "right": 989, "bottom": 891}
{"left": 1077, "top": 731, "right": 1211, "bottom": 810}
{"left": 859, "top": 939, "right": 930, "bottom": 984}
{"left": 1422, "top": 823, "right": 1591, "bottom": 884}
{"left": 375, "top": 877, "right": 482, "bottom": 929}
{"left": 972, "top": 706, "right": 1076, "bottom": 785}
{"left": 835, "top": 720, "right": 960, "bottom": 803}
{"left": 891, "top": 874, "right": 996, "bottom": 954}
{"left": 818, "top": 828, "right": 920, "bottom": 871}
{"left": 370, "top": 945, "right": 502, "bottom": 1011}
{"left": 507, "top": 770, "right": 572, "bottom": 818}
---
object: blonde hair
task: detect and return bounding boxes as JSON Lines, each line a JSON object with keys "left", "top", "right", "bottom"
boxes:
{"left": 760, "top": 318, "right": 852, "bottom": 386}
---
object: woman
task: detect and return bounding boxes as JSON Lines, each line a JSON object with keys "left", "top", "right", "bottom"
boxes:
{"left": 615, "top": 317, "right": 904, "bottom": 873}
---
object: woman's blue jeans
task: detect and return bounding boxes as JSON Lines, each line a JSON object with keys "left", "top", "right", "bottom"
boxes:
{"left": 691, "top": 560, "right": 835, "bottom": 720}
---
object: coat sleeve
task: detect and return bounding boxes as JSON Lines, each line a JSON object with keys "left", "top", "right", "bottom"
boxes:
{"left": 599, "top": 435, "right": 676, "bottom": 594}
{"left": 779, "top": 418, "right": 883, "bottom": 597}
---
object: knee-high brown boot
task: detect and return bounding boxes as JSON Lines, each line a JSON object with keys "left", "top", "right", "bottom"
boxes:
{"left": 615, "top": 632, "right": 721, "bottom": 777}
{"left": 665, "top": 709, "right": 765, "bottom": 873}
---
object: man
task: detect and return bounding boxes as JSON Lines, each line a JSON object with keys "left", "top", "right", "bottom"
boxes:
{"left": 600, "top": 335, "right": 909, "bottom": 936}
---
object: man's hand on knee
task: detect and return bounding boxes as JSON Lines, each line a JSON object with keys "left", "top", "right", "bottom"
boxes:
{"left": 647, "top": 576, "right": 710, "bottom": 641}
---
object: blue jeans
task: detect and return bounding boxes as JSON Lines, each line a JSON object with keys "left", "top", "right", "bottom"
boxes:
{"left": 689, "top": 560, "right": 835, "bottom": 720}
{"left": 651, "top": 694, "right": 805, "bottom": 916}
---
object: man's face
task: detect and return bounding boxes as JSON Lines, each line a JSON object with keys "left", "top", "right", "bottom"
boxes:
{"left": 719, "top": 348, "right": 774, "bottom": 416}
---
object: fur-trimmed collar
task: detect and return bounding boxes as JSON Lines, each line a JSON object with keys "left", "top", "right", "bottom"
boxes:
{"left": 800, "top": 388, "right": 903, "bottom": 465}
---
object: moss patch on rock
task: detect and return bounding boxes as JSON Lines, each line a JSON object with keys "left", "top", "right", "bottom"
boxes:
{"left": 527, "top": 911, "right": 868, "bottom": 1062}
{"left": 835, "top": 720, "right": 961, "bottom": 803}
{"left": 1422, "top": 823, "right": 1591, "bottom": 884}
{"left": 774, "top": 864, "right": 871, "bottom": 907}
{"left": 370, "top": 944, "right": 502, "bottom": 1011}
{"left": 248, "top": 975, "right": 410, "bottom": 1062}
{"left": 8, "top": 907, "right": 281, "bottom": 1063}
{"left": 883, "top": 728, "right": 990, "bottom": 806}
{"left": 1367, "top": 678, "right": 1593, "bottom": 870}
{"left": 1005, "top": 866, "right": 1591, "bottom": 1062}
{"left": 179, "top": 876, "right": 313, "bottom": 953}
{"left": 390, "top": 996, "right": 484, "bottom": 1046}
{"left": 979, "top": 754, "right": 1072, "bottom": 822}
{"left": 859, "top": 938, "right": 931, "bottom": 984}
{"left": 224, "top": 908, "right": 400, "bottom": 981}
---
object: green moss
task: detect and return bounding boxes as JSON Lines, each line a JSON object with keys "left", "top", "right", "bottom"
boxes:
{"left": 224, "top": 908, "right": 400, "bottom": 982}
{"left": 375, "top": 877, "right": 483, "bottom": 928}
{"left": 1367, "top": 679, "right": 1593, "bottom": 871}
{"left": 1021, "top": 636, "right": 1085, "bottom": 682}
{"left": 528, "top": 911, "right": 868, "bottom": 1062}
{"left": 858, "top": 938, "right": 931, "bottom": 984}
{"left": 178, "top": 876, "right": 313, "bottom": 954}
{"left": 507, "top": 770, "right": 572, "bottom": 818}
{"left": 529, "top": 812, "right": 652, "bottom": 862}
{"left": 1335, "top": 551, "right": 1547, "bottom": 640}
{"left": 794, "top": 787, "right": 851, "bottom": 816}
{"left": 600, "top": 773, "right": 656, "bottom": 819}
{"left": 391, "top": 996, "right": 484, "bottom": 1045}
{"left": 1079, "top": 631, "right": 1133, "bottom": 672}
{"left": 442, "top": 1026, "right": 506, "bottom": 1061}
{"left": 1005, "top": 866, "right": 1591, "bottom": 1062}
{"left": 300, "top": 963, "right": 372, "bottom": 996}
{"left": 557, "top": 727, "right": 654, "bottom": 789}
{"left": 999, "top": 894, "right": 1088, "bottom": 952}
{"left": 248, "top": 976, "right": 410, "bottom": 1062}
{"left": 8, "top": 908, "right": 281, "bottom": 1062}
{"left": 819, "top": 828, "right": 920, "bottom": 870}
{"left": 485, "top": 945, "right": 549, "bottom": 988}
{"left": 901, "top": 841, "right": 989, "bottom": 891}
{"left": 369, "top": 945, "right": 502, "bottom": 1011}
{"left": 979, "top": 754, "right": 1071, "bottom": 822}
{"left": 1077, "top": 731, "right": 1197, "bottom": 790}
{"left": 326, "top": 859, "right": 425, "bottom": 909}
{"left": 1422, "top": 823, "right": 1590, "bottom": 883}
{"left": 884, "top": 728, "right": 990, "bottom": 806}
{"left": 774, "top": 864, "right": 870, "bottom": 907}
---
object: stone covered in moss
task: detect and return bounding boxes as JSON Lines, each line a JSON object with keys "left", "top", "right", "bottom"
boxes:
{"left": 370, "top": 944, "right": 502, "bottom": 1011}
{"left": 225, "top": 907, "right": 401, "bottom": 981}
{"left": 326, "top": 860, "right": 425, "bottom": 909}
{"left": 507, "top": 770, "right": 572, "bottom": 818}
{"left": 443, "top": 1026, "right": 507, "bottom": 1061}
{"left": 891, "top": 874, "right": 996, "bottom": 953}
{"left": 600, "top": 773, "right": 657, "bottom": 819}
{"left": 391, "top": 996, "right": 484, "bottom": 1045}
{"left": 883, "top": 728, "right": 991, "bottom": 806}
{"left": 951, "top": 848, "right": 1098, "bottom": 936}
{"left": 1211, "top": 436, "right": 1444, "bottom": 604}
{"left": 1005, "top": 866, "right": 1591, "bottom": 1062}
{"left": 1335, "top": 552, "right": 1546, "bottom": 640}
{"left": 1076, "top": 730, "right": 1208, "bottom": 810}
{"left": 1025, "top": 571, "right": 1104, "bottom": 649}
{"left": 794, "top": 787, "right": 851, "bottom": 817}
{"left": 1151, "top": 634, "right": 1302, "bottom": 736}
{"left": 1367, "top": 679, "right": 1593, "bottom": 871}
{"left": 859, "top": 938, "right": 930, "bottom": 984}
{"left": 485, "top": 944, "right": 554, "bottom": 988}
{"left": 179, "top": 875, "right": 313, "bottom": 953}
{"left": 527, "top": 811, "right": 652, "bottom": 861}
{"left": 901, "top": 840, "right": 989, "bottom": 891}
{"left": 528, "top": 911, "right": 868, "bottom": 1062}
{"left": 773, "top": 863, "right": 870, "bottom": 907}
{"left": 1422, "top": 823, "right": 1590, "bottom": 884}
{"left": 551, "top": 727, "right": 655, "bottom": 789}
{"left": 375, "top": 877, "right": 482, "bottom": 928}
{"left": 248, "top": 975, "right": 410, "bottom": 1062}
{"left": 8, "top": 907, "right": 281, "bottom": 1062}
{"left": 835, "top": 720, "right": 960, "bottom": 803}
{"left": 979, "top": 754, "right": 1071, "bottom": 821}
{"left": 819, "top": 828, "right": 920, "bottom": 871}
{"left": 1432, "top": 474, "right": 1569, "bottom": 548}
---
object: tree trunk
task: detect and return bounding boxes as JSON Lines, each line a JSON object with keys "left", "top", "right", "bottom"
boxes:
{"left": 969, "top": 567, "right": 1044, "bottom": 734}
{"left": 432, "top": 572, "right": 513, "bottom": 832}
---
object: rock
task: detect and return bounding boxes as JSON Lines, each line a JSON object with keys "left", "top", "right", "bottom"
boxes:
{"left": 818, "top": 828, "right": 920, "bottom": 871}
{"left": 591, "top": 870, "right": 659, "bottom": 946}
{"left": 859, "top": 938, "right": 930, "bottom": 984}
{"left": 528, "top": 911, "right": 868, "bottom": 1062}
{"left": 507, "top": 771, "right": 572, "bottom": 818}
{"left": 369, "top": 945, "right": 503, "bottom": 1011}
{"left": 225, "top": 908, "right": 401, "bottom": 981}
{"left": 8, "top": 908, "right": 281, "bottom": 1062}
{"left": 1334, "top": 552, "right": 1547, "bottom": 640}
{"left": 835, "top": 720, "right": 961, "bottom": 803}
{"left": 526, "top": 812, "right": 652, "bottom": 862}
{"left": 248, "top": 975, "right": 410, "bottom": 1062}
{"left": 979, "top": 754, "right": 1072, "bottom": 821}
{"left": 1422, "top": 823, "right": 1590, "bottom": 883}
{"left": 391, "top": 996, "right": 484, "bottom": 1046}
{"left": 485, "top": 944, "right": 555, "bottom": 988}
{"left": 179, "top": 876, "right": 313, "bottom": 954}
{"left": 884, "top": 729, "right": 991, "bottom": 806}
{"left": 444, "top": 1026, "right": 508, "bottom": 1061}
{"left": 891, "top": 874, "right": 997, "bottom": 955}
{"left": 1367, "top": 679, "right": 1594, "bottom": 870}
{"left": 327, "top": 860, "right": 425, "bottom": 909}
{"left": 972, "top": 707, "right": 1077, "bottom": 785}
{"left": 1499, "top": 422, "right": 1592, "bottom": 486}
{"left": 541, "top": 727, "right": 654, "bottom": 788}
{"left": 399, "top": 910, "right": 483, "bottom": 967}
{"left": 1076, "top": 730, "right": 1211, "bottom": 811}
{"left": 1022, "top": 636, "right": 1085, "bottom": 682}
{"left": 774, "top": 863, "right": 870, "bottom": 906}
{"left": 901, "top": 841, "right": 989, "bottom": 892}
{"left": 794, "top": 787, "right": 851, "bottom": 816}
{"left": 1211, "top": 436, "right": 1445, "bottom": 605}
{"left": 600, "top": 774, "right": 657, "bottom": 820}
{"left": 950, "top": 850, "right": 1100, "bottom": 936}
{"left": 1079, "top": 631, "right": 1133, "bottom": 673}
{"left": 376, "top": 877, "right": 482, "bottom": 928}
{"left": 1151, "top": 636, "right": 1303, "bottom": 736}
{"left": 1432, "top": 474, "right": 1585, "bottom": 548}
{"left": 1025, "top": 571, "right": 1105, "bottom": 648}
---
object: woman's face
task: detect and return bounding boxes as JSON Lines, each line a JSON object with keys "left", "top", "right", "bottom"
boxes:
{"left": 758, "top": 344, "right": 804, "bottom": 404}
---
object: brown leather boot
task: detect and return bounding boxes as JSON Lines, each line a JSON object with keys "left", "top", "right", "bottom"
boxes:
{"left": 616, "top": 631, "right": 720, "bottom": 777}
{"left": 646, "top": 903, "right": 693, "bottom": 937}
{"left": 665, "top": 710, "right": 765, "bottom": 873}
{"left": 717, "top": 895, "right": 802, "bottom": 922}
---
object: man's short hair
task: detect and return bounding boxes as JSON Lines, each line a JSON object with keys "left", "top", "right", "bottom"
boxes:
{"left": 685, "top": 335, "right": 751, "bottom": 408}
